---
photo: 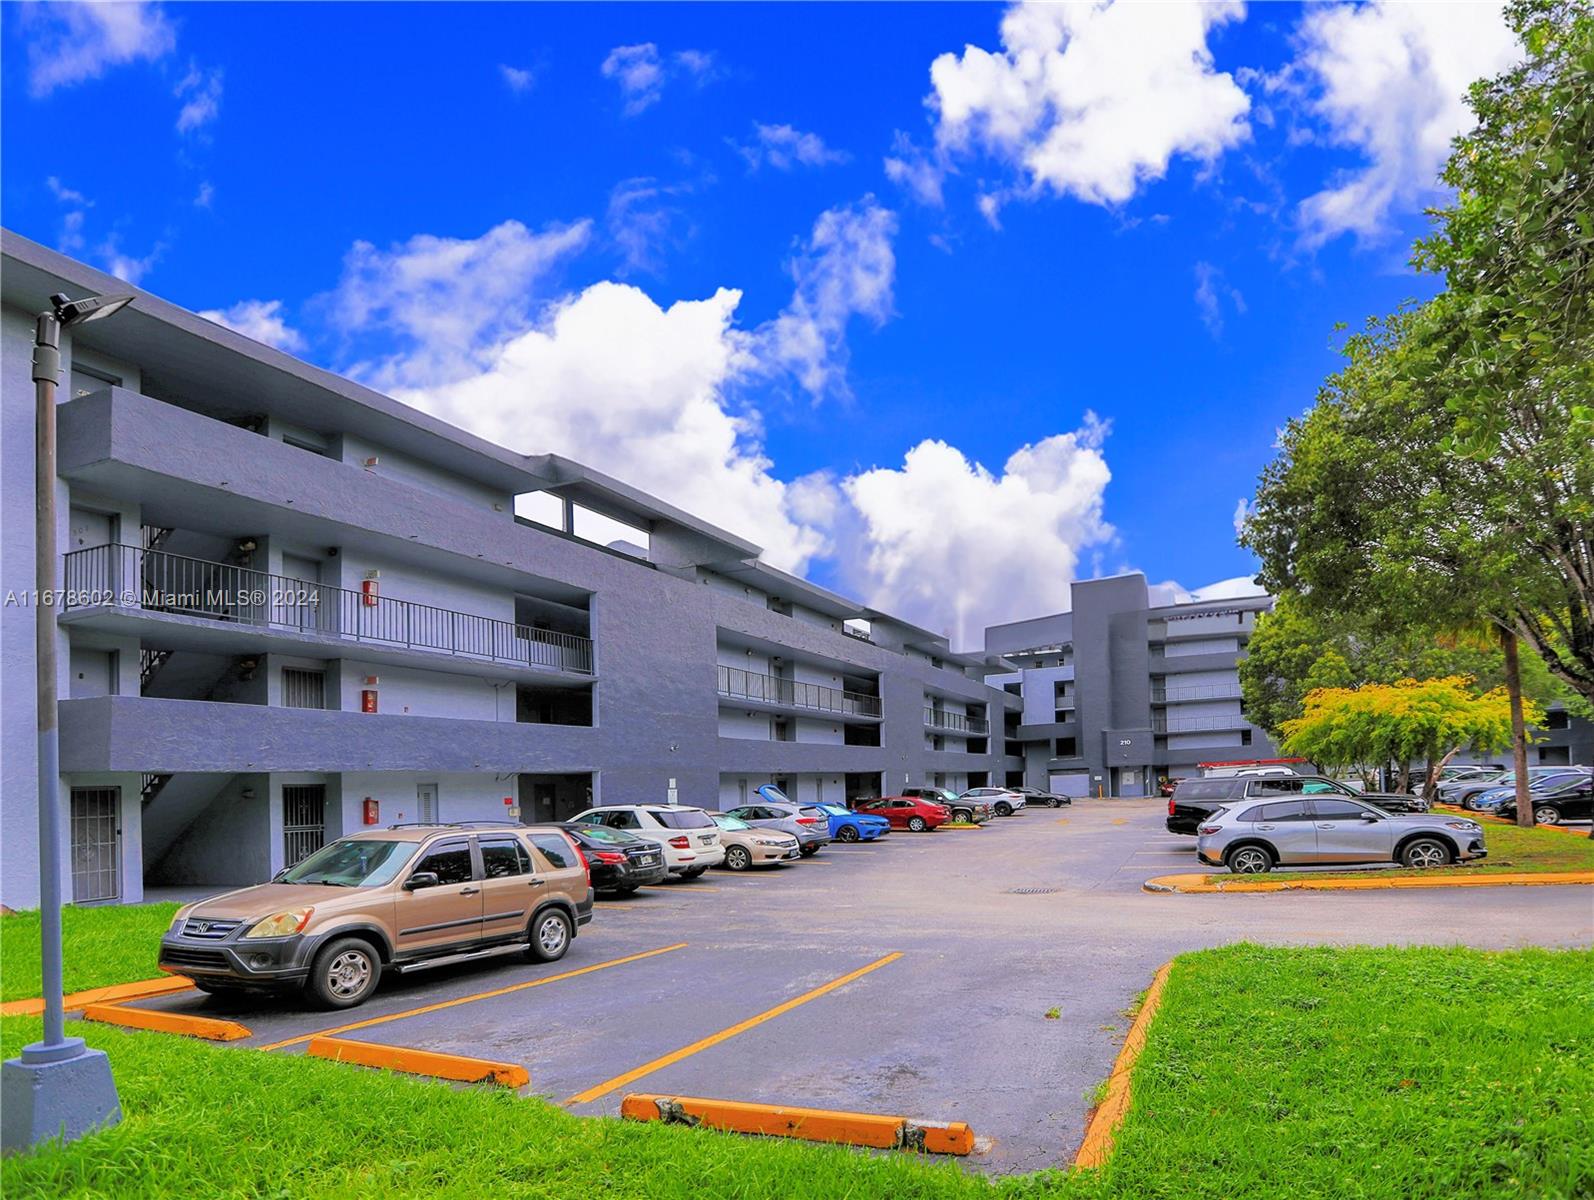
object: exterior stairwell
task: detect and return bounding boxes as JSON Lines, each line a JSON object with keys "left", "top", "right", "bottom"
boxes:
{"left": 140, "top": 773, "right": 237, "bottom": 868}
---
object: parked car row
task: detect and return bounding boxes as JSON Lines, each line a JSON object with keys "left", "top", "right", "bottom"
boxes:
{"left": 1167, "top": 775, "right": 1488, "bottom": 874}
{"left": 156, "top": 780, "right": 1052, "bottom": 1011}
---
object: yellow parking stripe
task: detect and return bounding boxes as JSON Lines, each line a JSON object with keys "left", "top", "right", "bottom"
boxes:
{"left": 259, "top": 942, "right": 687, "bottom": 1052}
{"left": 564, "top": 951, "right": 903, "bottom": 1106}
{"left": 636, "top": 884, "right": 720, "bottom": 894}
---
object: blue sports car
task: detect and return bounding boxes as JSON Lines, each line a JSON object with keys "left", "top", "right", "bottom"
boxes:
{"left": 814, "top": 802, "right": 890, "bottom": 843}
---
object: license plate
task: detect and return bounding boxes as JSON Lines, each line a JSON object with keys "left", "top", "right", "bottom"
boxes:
{"left": 783, "top": 849, "right": 800, "bottom": 859}
{"left": 698, "top": 835, "right": 714, "bottom": 844}
{"left": 638, "top": 854, "right": 658, "bottom": 865}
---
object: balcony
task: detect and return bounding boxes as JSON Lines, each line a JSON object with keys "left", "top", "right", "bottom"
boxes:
{"left": 1152, "top": 713, "right": 1249, "bottom": 734}
{"left": 62, "top": 544, "right": 594, "bottom": 676}
{"left": 716, "top": 664, "right": 882, "bottom": 719}
{"left": 924, "top": 707, "right": 989, "bottom": 736}
{"left": 1150, "top": 683, "right": 1243, "bottom": 704}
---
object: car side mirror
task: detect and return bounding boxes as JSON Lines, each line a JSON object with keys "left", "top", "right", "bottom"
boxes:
{"left": 404, "top": 871, "right": 441, "bottom": 891}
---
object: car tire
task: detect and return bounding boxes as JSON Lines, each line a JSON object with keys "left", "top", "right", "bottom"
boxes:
{"left": 1047, "top": 798, "right": 1061, "bottom": 808}
{"left": 1224, "top": 844, "right": 1274, "bottom": 874}
{"left": 1400, "top": 837, "right": 1453, "bottom": 869}
{"left": 526, "top": 909, "right": 572, "bottom": 963}
{"left": 306, "top": 937, "right": 381, "bottom": 1010}
{"left": 799, "top": 844, "right": 818, "bottom": 857}
{"left": 995, "top": 802, "right": 1013, "bottom": 817}
{"left": 725, "top": 845, "right": 752, "bottom": 871}
{"left": 836, "top": 825, "right": 860, "bottom": 843}
{"left": 682, "top": 866, "right": 708, "bottom": 879}
{"left": 611, "top": 884, "right": 639, "bottom": 896}
{"left": 907, "top": 816, "right": 927, "bottom": 832}
{"left": 1533, "top": 805, "right": 1560, "bottom": 826}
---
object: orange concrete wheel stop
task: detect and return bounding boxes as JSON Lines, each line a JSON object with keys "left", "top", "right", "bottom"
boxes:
{"left": 1144, "top": 870, "right": 1594, "bottom": 894}
{"left": 1075, "top": 960, "right": 1172, "bottom": 1169}
{"left": 307, "top": 1036, "right": 529, "bottom": 1087}
{"left": 81, "top": 1003, "right": 250, "bottom": 1041}
{"left": 621, "top": 1093, "right": 975, "bottom": 1155}
{"left": 0, "top": 974, "right": 193, "bottom": 1017}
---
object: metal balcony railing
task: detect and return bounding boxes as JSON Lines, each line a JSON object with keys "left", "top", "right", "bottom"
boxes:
{"left": 1150, "top": 683, "right": 1243, "bottom": 703}
{"left": 1152, "top": 713, "right": 1248, "bottom": 734}
{"left": 62, "top": 543, "right": 594, "bottom": 675}
{"left": 717, "top": 664, "right": 882, "bottom": 717}
{"left": 923, "top": 707, "right": 990, "bottom": 736}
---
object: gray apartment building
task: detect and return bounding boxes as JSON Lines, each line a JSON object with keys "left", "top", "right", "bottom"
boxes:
{"left": 1, "top": 231, "right": 1008, "bottom": 909}
{"left": 986, "top": 574, "right": 1592, "bottom": 797}
{"left": 985, "top": 574, "right": 1277, "bottom": 798}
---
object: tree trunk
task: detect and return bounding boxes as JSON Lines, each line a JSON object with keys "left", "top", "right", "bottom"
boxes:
{"left": 1500, "top": 626, "right": 1533, "bottom": 828}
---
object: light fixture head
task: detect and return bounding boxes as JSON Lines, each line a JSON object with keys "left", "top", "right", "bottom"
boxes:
{"left": 51, "top": 291, "right": 134, "bottom": 327}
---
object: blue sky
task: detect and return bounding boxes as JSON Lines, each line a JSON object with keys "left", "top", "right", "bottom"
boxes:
{"left": 2, "top": 2, "right": 1521, "bottom": 646}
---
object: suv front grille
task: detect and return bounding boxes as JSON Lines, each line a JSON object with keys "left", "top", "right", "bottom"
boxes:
{"left": 183, "top": 918, "right": 243, "bottom": 939}
{"left": 162, "top": 947, "right": 231, "bottom": 970}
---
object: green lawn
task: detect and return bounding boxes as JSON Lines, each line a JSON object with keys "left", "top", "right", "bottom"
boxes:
{"left": 2, "top": 944, "right": 1588, "bottom": 1199}
{"left": 1294, "top": 819, "right": 1594, "bottom": 881}
{"left": 0, "top": 903, "right": 180, "bottom": 1003}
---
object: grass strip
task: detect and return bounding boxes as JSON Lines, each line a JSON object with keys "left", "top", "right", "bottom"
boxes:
{"left": 0, "top": 903, "right": 180, "bottom": 1003}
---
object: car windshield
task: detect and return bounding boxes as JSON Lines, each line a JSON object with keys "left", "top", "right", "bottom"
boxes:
{"left": 650, "top": 808, "right": 714, "bottom": 830}
{"left": 713, "top": 814, "right": 752, "bottom": 831}
{"left": 574, "top": 825, "right": 643, "bottom": 846}
{"left": 280, "top": 839, "right": 418, "bottom": 887}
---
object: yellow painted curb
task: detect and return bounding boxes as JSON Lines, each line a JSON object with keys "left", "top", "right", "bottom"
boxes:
{"left": 1075, "top": 961, "right": 1172, "bottom": 1169}
{"left": 81, "top": 1003, "right": 250, "bottom": 1041}
{"left": 1143, "top": 870, "right": 1594, "bottom": 894}
{"left": 307, "top": 1035, "right": 530, "bottom": 1087}
{"left": 621, "top": 1093, "right": 975, "bottom": 1155}
{"left": 942, "top": 822, "right": 983, "bottom": 829}
{"left": 0, "top": 974, "right": 193, "bottom": 1017}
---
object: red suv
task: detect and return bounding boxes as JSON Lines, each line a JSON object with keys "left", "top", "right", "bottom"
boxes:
{"left": 856, "top": 796, "right": 950, "bottom": 832}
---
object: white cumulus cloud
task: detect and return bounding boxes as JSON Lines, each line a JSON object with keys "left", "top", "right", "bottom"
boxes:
{"left": 174, "top": 62, "right": 223, "bottom": 134}
{"left": 500, "top": 64, "right": 535, "bottom": 94}
{"left": 325, "top": 218, "right": 593, "bottom": 387}
{"left": 822, "top": 417, "right": 1116, "bottom": 645}
{"left": 601, "top": 44, "right": 716, "bottom": 115}
{"left": 926, "top": 0, "right": 1251, "bottom": 207}
{"left": 23, "top": 0, "right": 175, "bottom": 96}
{"left": 1286, "top": 1, "right": 1520, "bottom": 246}
{"left": 198, "top": 299, "right": 306, "bottom": 353}
{"left": 760, "top": 198, "right": 897, "bottom": 399}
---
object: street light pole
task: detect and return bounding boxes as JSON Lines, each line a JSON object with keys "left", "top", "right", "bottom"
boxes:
{"left": 2, "top": 292, "right": 133, "bottom": 1155}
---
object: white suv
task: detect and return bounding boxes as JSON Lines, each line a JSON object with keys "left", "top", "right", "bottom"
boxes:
{"left": 960, "top": 786, "right": 1027, "bottom": 816}
{"left": 569, "top": 805, "right": 725, "bottom": 878}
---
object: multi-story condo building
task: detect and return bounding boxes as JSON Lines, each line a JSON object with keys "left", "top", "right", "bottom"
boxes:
{"left": 1, "top": 231, "right": 1006, "bottom": 909}
{"left": 984, "top": 574, "right": 1276, "bottom": 797}
{"left": 986, "top": 574, "right": 1592, "bottom": 795}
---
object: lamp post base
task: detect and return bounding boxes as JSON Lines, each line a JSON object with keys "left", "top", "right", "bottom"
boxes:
{"left": 1, "top": 1044, "right": 121, "bottom": 1154}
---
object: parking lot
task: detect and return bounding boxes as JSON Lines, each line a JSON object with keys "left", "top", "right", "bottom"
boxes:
{"left": 120, "top": 800, "right": 1594, "bottom": 1174}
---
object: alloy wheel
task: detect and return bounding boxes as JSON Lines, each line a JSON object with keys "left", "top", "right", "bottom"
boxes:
{"left": 1229, "top": 847, "right": 1270, "bottom": 874}
{"left": 538, "top": 914, "right": 569, "bottom": 956}
{"left": 326, "top": 949, "right": 372, "bottom": 999}
{"left": 1534, "top": 806, "right": 1560, "bottom": 826}
{"left": 1405, "top": 841, "right": 1446, "bottom": 868}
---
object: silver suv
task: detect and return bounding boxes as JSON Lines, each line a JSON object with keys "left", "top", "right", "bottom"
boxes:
{"left": 1196, "top": 796, "right": 1487, "bottom": 874}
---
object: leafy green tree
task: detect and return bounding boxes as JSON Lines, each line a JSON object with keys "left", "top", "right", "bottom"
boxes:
{"left": 1242, "top": 0, "right": 1594, "bottom": 826}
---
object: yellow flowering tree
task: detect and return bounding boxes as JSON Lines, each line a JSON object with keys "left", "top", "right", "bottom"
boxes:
{"left": 1280, "top": 677, "right": 1540, "bottom": 794}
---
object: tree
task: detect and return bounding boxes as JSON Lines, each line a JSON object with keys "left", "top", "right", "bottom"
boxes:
{"left": 1239, "top": 594, "right": 1575, "bottom": 747}
{"left": 1242, "top": 0, "right": 1594, "bottom": 828}
{"left": 1279, "top": 678, "right": 1538, "bottom": 789}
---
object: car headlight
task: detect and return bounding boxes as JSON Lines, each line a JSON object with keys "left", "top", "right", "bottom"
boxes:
{"left": 1443, "top": 821, "right": 1479, "bottom": 831}
{"left": 168, "top": 907, "right": 193, "bottom": 934}
{"left": 244, "top": 908, "right": 314, "bottom": 938}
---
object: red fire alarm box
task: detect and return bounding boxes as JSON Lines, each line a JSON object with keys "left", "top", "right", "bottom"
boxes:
{"left": 362, "top": 798, "right": 379, "bottom": 825}
{"left": 361, "top": 689, "right": 378, "bottom": 713}
{"left": 361, "top": 579, "right": 379, "bottom": 607}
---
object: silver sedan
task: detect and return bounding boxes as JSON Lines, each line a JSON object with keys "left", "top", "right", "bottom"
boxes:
{"left": 1196, "top": 796, "right": 1487, "bottom": 874}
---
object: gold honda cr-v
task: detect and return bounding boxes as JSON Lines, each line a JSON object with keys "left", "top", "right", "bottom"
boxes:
{"left": 158, "top": 822, "right": 594, "bottom": 1009}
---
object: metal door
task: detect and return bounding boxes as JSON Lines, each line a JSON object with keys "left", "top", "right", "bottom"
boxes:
{"left": 70, "top": 787, "right": 121, "bottom": 903}
{"left": 1309, "top": 799, "right": 1395, "bottom": 863}
{"left": 283, "top": 784, "right": 326, "bottom": 865}
{"left": 1245, "top": 800, "right": 1318, "bottom": 864}
{"left": 417, "top": 784, "right": 438, "bottom": 823}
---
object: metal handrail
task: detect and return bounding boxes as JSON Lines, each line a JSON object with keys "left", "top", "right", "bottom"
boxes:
{"left": 716, "top": 664, "right": 882, "bottom": 717}
{"left": 1151, "top": 683, "right": 1243, "bottom": 703}
{"left": 62, "top": 543, "right": 594, "bottom": 675}
{"left": 923, "top": 706, "right": 990, "bottom": 735}
{"left": 1153, "top": 713, "right": 1248, "bottom": 734}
